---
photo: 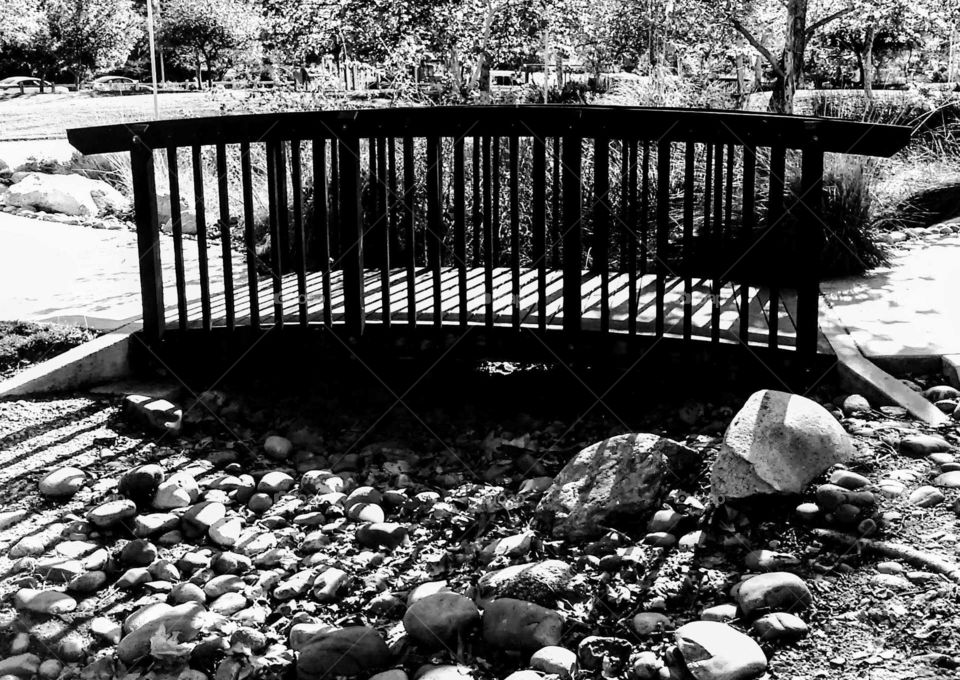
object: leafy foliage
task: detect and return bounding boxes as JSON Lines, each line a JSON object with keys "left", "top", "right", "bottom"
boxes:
{"left": 160, "top": 0, "right": 263, "bottom": 85}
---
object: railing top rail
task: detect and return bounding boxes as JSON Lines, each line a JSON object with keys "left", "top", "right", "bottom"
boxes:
{"left": 67, "top": 105, "right": 911, "bottom": 157}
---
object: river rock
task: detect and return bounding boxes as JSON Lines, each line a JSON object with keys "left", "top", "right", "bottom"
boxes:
{"left": 119, "top": 465, "right": 165, "bottom": 507}
{"left": 735, "top": 572, "right": 812, "bottom": 617}
{"left": 577, "top": 636, "right": 634, "bottom": 672}
{"left": 675, "top": 621, "right": 767, "bottom": 680}
{"left": 35, "top": 556, "right": 83, "bottom": 583}
{"left": 632, "top": 612, "right": 673, "bottom": 636}
{"left": 153, "top": 472, "right": 200, "bottom": 509}
{"left": 264, "top": 435, "right": 293, "bottom": 460}
{"left": 9, "top": 535, "right": 45, "bottom": 558}
{"left": 744, "top": 550, "right": 800, "bottom": 572}
{"left": 530, "top": 646, "right": 577, "bottom": 679}
{"left": 477, "top": 560, "right": 573, "bottom": 607}
{"left": 828, "top": 470, "right": 869, "bottom": 489}
{"left": 751, "top": 612, "right": 809, "bottom": 641}
{"left": 0, "top": 654, "right": 40, "bottom": 678}
{"left": 133, "top": 513, "right": 179, "bottom": 537}
{"left": 711, "top": 390, "right": 853, "bottom": 499}
{"left": 924, "top": 385, "right": 960, "bottom": 402}
{"left": 170, "top": 582, "right": 206, "bottom": 604}
{"left": 900, "top": 434, "right": 952, "bottom": 458}
{"left": 356, "top": 522, "right": 407, "bottom": 550}
{"left": 297, "top": 627, "right": 391, "bottom": 679}
{"left": 403, "top": 592, "right": 480, "bottom": 649}
{"left": 116, "top": 602, "right": 206, "bottom": 664}
{"left": 909, "top": 486, "right": 945, "bottom": 507}
{"left": 209, "top": 517, "right": 243, "bottom": 547}
{"left": 841, "top": 394, "right": 871, "bottom": 416}
{"left": 13, "top": 589, "right": 77, "bottom": 615}
{"left": 257, "top": 471, "right": 295, "bottom": 495}
{"left": 415, "top": 666, "right": 475, "bottom": 680}
{"left": 481, "top": 598, "right": 562, "bottom": 652}
{"left": 123, "top": 394, "right": 182, "bottom": 433}
{"left": 68, "top": 570, "right": 107, "bottom": 593}
{"left": 934, "top": 471, "right": 960, "bottom": 488}
{"left": 535, "top": 433, "right": 699, "bottom": 540}
{"left": 182, "top": 501, "right": 227, "bottom": 536}
{"left": 86, "top": 499, "right": 137, "bottom": 528}
{"left": 120, "top": 539, "right": 158, "bottom": 567}
{"left": 38, "top": 467, "right": 86, "bottom": 498}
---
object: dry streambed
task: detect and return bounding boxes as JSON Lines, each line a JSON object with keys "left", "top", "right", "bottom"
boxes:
{"left": 0, "top": 379, "right": 958, "bottom": 680}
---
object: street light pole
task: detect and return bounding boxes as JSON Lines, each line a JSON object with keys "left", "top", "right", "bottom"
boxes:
{"left": 146, "top": 0, "right": 160, "bottom": 118}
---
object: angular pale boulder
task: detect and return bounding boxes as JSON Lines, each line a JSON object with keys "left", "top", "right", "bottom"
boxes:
{"left": 675, "top": 621, "right": 767, "bottom": 680}
{"left": 711, "top": 390, "right": 853, "bottom": 500}
{"left": 3, "top": 172, "right": 129, "bottom": 216}
{"left": 535, "top": 433, "right": 699, "bottom": 540}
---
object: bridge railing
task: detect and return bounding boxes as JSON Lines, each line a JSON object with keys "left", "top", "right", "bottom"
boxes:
{"left": 67, "top": 106, "right": 910, "bottom": 362}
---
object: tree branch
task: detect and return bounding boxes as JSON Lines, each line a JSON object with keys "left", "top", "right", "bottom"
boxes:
{"left": 805, "top": 6, "right": 856, "bottom": 37}
{"left": 727, "top": 14, "right": 785, "bottom": 78}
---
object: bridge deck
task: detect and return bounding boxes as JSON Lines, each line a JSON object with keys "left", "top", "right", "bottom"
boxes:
{"left": 171, "top": 267, "right": 802, "bottom": 348}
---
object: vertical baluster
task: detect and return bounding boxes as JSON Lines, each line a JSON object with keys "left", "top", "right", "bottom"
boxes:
{"left": 509, "top": 135, "right": 521, "bottom": 330}
{"left": 388, "top": 138, "right": 399, "bottom": 260}
{"left": 767, "top": 146, "right": 786, "bottom": 349}
{"left": 703, "top": 144, "right": 714, "bottom": 238}
{"left": 797, "top": 147, "right": 823, "bottom": 361}
{"left": 725, "top": 144, "right": 734, "bottom": 235}
{"left": 682, "top": 141, "right": 694, "bottom": 341}
{"left": 551, "top": 137, "right": 561, "bottom": 265}
{"left": 330, "top": 141, "right": 341, "bottom": 260}
{"left": 426, "top": 136, "right": 443, "bottom": 328}
{"left": 562, "top": 136, "right": 582, "bottom": 335}
{"left": 403, "top": 137, "right": 416, "bottom": 326}
{"left": 454, "top": 137, "right": 467, "bottom": 327}
{"left": 131, "top": 140, "right": 164, "bottom": 342}
{"left": 290, "top": 141, "right": 307, "bottom": 326}
{"left": 629, "top": 140, "right": 639, "bottom": 278}
{"left": 482, "top": 136, "right": 493, "bottom": 327}
{"left": 367, "top": 138, "right": 379, "bottom": 269}
{"left": 312, "top": 139, "right": 331, "bottom": 327}
{"left": 276, "top": 142, "right": 291, "bottom": 325}
{"left": 619, "top": 140, "right": 629, "bottom": 273}
{"left": 593, "top": 137, "right": 610, "bottom": 333}
{"left": 339, "top": 136, "right": 364, "bottom": 337}
{"left": 739, "top": 144, "right": 756, "bottom": 344}
{"left": 640, "top": 141, "right": 649, "bottom": 277}
{"left": 655, "top": 139, "right": 670, "bottom": 337}
{"left": 192, "top": 145, "right": 211, "bottom": 330}
{"left": 166, "top": 146, "right": 187, "bottom": 330}
{"left": 711, "top": 143, "right": 724, "bottom": 343}
{"left": 532, "top": 136, "right": 547, "bottom": 332}
{"left": 472, "top": 138, "right": 481, "bottom": 267}
{"left": 377, "top": 137, "right": 390, "bottom": 326}
{"left": 215, "top": 143, "right": 235, "bottom": 330}
{"left": 240, "top": 143, "right": 258, "bottom": 330}
{"left": 265, "top": 142, "right": 282, "bottom": 326}
{"left": 492, "top": 136, "right": 501, "bottom": 263}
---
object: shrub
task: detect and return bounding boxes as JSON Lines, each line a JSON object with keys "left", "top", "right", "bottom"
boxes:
{"left": 0, "top": 321, "right": 100, "bottom": 376}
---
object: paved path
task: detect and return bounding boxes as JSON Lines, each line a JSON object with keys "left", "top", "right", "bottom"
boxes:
{"left": 821, "top": 234, "right": 960, "bottom": 358}
{"left": 0, "top": 213, "right": 226, "bottom": 329}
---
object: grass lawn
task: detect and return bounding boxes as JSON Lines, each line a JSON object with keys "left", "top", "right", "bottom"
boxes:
{"left": 0, "top": 321, "right": 100, "bottom": 380}
{"left": 0, "top": 90, "right": 247, "bottom": 140}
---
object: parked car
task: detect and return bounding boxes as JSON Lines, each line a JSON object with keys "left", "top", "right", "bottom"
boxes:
{"left": 0, "top": 76, "right": 64, "bottom": 93}
{"left": 89, "top": 75, "right": 147, "bottom": 93}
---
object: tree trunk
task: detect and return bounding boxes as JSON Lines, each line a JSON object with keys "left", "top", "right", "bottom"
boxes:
{"left": 768, "top": 0, "right": 807, "bottom": 115}
{"left": 860, "top": 28, "right": 875, "bottom": 99}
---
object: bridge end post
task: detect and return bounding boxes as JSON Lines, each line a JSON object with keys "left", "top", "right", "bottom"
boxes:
{"left": 797, "top": 146, "right": 824, "bottom": 366}
{"left": 338, "top": 136, "right": 365, "bottom": 339}
{"left": 130, "top": 137, "right": 165, "bottom": 345}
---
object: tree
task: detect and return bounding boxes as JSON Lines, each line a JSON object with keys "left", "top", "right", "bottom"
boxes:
{"left": 0, "top": 0, "right": 45, "bottom": 49}
{"left": 819, "top": 0, "right": 941, "bottom": 97}
{"left": 45, "top": 0, "right": 143, "bottom": 87}
{"left": 160, "top": 0, "right": 262, "bottom": 87}
{"left": 715, "top": 0, "right": 856, "bottom": 113}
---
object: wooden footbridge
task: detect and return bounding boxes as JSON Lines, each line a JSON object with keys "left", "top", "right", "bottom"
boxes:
{"left": 68, "top": 106, "right": 909, "bottom": 374}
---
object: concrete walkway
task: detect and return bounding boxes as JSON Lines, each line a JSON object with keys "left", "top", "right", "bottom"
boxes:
{"left": 0, "top": 212, "right": 227, "bottom": 329}
{"left": 821, "top": 235, "right": 960, "bottom": 359}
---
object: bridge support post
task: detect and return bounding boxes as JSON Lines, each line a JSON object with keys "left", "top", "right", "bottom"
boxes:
{"left": 339, "top": 136, "right": 365, "bottom": 339}
{"left": 130, "top": 138, "right": 164, "bottom": 344}
{"left": 797, "top": 147, "right": 824, "bottom": 364}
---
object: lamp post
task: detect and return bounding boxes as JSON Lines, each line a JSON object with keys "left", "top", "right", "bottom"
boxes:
{"left": 146, "top": 0, "right": 159, "bottom": 117}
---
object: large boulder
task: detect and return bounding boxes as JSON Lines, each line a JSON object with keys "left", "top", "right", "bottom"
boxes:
{"left": 476, "top": 560, "right": 573, "bottom": 607}
{"left": 115, "top": 603, "right": 206, "bottom": 664}
{"left": 711, "top": 390, "right": 853, "bottom": 500}
{"left": 2, "top": 172, "right": 129, "bottom": 217}
{"left": 481, "top": 598, "right": 562, "bottom": 652}
{"left": 535, "top": 433, "right": 699, "bottom": 541}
